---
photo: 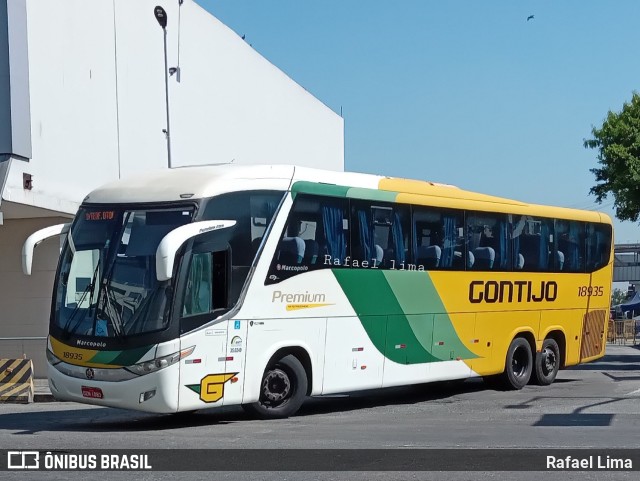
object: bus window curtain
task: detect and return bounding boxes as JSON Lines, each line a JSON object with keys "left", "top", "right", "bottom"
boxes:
{"left": 511, "top": 231, "right": 520, "bottom": 269}
{"left": 412, "top": 217, "right": 419, "bottom": 263}
{"left": 356, "top": 209, "right": 373, "bottom": 261}
{"left": 586, "top": 228, "right": 604, "bottom": 269}
{"left": 498, "top": 221, "right": 508, "bottom": 269}
{"left": 441, "top": 215, "right": 456, "bottom": 268}
{"left": 391, "top": 212, "right": 405, "bottom": 264}
{"left": 567, "top": 223, "right": 580, "bottom": 271}
{"left": 265, "top": 201, "right": 277, "bottom": 224}
{"left": 539, "top": 223, "right": 550, "bottom": 269}
{"left": 595, "top": 230, "right": 604, "bottom": 268}
{"left": 322, "top": 205, "right": 346, "bottom": 262}
{"left": 184, "top": 253, "right": 211, "bottom": 316}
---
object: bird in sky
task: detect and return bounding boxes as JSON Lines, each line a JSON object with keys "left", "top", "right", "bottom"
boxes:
{"left": 527, "top": 15, "right": 535, "bottom": 21}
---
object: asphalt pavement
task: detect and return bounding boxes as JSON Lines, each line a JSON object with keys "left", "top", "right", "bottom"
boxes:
{"left": 2, "top": 343, "right": 639, "bottom": 480}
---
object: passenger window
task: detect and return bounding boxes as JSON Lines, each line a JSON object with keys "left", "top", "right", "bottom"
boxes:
{"left": 585, "top": 223, "right": 612, "bottom": 272}
{"left": 512, "top": 215, "right": 554, "bottom": 272}
{"left": 467, "top": 213, "right": 511, "bottom": 271}
{"left": 556, "top": 220, "right": 585, "bottom": 273}
{"left": 350, "top": 201, "right": 410, "bottom": 269}
{"left": 412, "top": 207, "right": 465, "bottom": 270}
{"left": 266, "top": 195, "right": 349, "bottom": 284}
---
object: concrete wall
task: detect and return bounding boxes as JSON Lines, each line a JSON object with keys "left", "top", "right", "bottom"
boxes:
{"left": 2, "top": 0, "right": 344, "bottom": 212}
{"left": 0, "top": 216, "right": 69, "bottom": 377}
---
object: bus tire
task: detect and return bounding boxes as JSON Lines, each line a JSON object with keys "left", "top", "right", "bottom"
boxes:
{"left": 242, "top": 354, "right": 307, "bottom": 420}
{"left": 502, "top": 337, "right": 532, "bottom": 390}
{"left": 532, "top": 338, "right": 560, "bottom": 386}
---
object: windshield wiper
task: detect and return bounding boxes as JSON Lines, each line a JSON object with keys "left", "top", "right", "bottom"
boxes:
{"left": 64, "top": 260, "right": 101, "bottom": 336}
{"left": 100, "top": 282, "right": 125, "bottom": 338}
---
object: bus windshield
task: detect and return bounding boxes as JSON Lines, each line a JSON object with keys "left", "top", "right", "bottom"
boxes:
{"left": 53, "top": 206, "right": 194, "bottom": 338}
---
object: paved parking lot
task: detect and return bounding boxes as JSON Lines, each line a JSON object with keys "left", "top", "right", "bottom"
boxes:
{"left": 1, "top": 344, "right": 639, "bottom": 480}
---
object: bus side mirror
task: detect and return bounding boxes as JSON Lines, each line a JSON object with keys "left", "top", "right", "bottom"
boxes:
{"left": 155, "top": 220, "right": 236, "bottom": 282}
{"left": 22, "top": 223, "right": 71, "bottom": 275}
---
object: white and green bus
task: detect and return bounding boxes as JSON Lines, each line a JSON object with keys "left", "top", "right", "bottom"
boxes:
{"left": 24, "top": 164, "right": 613, "bottom": 418}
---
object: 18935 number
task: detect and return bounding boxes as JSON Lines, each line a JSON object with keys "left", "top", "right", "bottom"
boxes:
{"left": 578, "top": 286, "right": 604, "bottom": 297}
{"left": 63, "top": 351, "right": 83, "bottom": 361}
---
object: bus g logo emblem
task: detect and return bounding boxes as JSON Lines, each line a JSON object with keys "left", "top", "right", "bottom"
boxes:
{"left": 185, "top": 373, "right": 237, "bottom": 403}
{"left": 85, "top": 368, "right": 95, "bottom": 380}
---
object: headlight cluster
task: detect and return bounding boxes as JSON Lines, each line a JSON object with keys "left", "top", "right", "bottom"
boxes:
{"left": 125, "top": 346, "right": 195, "bottom": 376}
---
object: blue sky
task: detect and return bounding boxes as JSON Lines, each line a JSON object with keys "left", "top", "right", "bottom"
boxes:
{"left": 198, "top": 0, "right": 640, "bottom": 244}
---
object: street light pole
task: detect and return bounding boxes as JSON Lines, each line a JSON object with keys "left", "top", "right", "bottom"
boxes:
{"left": 154, "top": 6, "right": 172, "bottom": 169}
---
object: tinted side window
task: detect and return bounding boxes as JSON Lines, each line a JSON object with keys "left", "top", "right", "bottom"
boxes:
{"left": 266, "top": 195, "right": 349, "bottom": 284}
{"left": 555, "top": 220, "right": 585, "bottom": 273}
{"left": 351, "top": 201, "right": 410, "bottom": 269}
{"left": 202, "top": 191, "right": 283, "bottom": 265}
{"left": 467, "top": 212, "right": 511, "bottom": 271}
{"left": 586, "top": 223, "right": 612, "bottom": 272}
{"left": 512, "top": 215, "right": 555, "bottom": 272}
{"left": 202, "top": 191, "right": 284, "bottom": 302}
{"left": 412, "top": 206, "right": 466, "bottom": 270}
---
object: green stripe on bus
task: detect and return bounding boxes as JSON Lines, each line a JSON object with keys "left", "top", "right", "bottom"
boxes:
{"left": 383, "top": 270, "right": 478, "bottom": 360}
{"left": 110, "top": 346, "right": 155, "bottom": 367}
{"left": 291, "top": 181, "right": 350, "bottom": 199}
{"left": 346, "top": 187, "right": 398, "bottom": 203}
{"left": 333, "top": 269, "right": 477, "bottom": 363}
{"left": 89, "top": 350, "right": 123, "bottom": 365}
{"left": 291, "top": 182, "right": 399, "bottom": 203}
{"left": 332, "top": 269, "right": 440, "bottom": 364}
{"left": 90, "top": 346, "right": 153, "bottom": 366}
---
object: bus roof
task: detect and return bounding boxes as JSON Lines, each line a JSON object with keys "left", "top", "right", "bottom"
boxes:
{"left": 82, "top": 164, "right": 611, "bottom": 224}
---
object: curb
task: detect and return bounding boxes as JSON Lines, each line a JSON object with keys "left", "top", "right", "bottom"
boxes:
{"left": 33, "top": 393, "right": 56, "bottom": 403}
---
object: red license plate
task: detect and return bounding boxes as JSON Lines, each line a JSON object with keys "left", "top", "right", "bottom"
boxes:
{"left": 81, "top": 386, "right": 104, "bottom": 399}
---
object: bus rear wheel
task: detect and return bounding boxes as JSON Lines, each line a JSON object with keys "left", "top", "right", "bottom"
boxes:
{"left": 502, "top": 337, "right": 532, "bottom": 390}
{"left": 532, "top": 338, "right": 560, "bottom": 386}
{"left": 242, "top": 354, "right": 307, "bottom": 420}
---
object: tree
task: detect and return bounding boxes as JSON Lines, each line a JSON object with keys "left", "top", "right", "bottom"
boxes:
{"left": 585, "top": 92, "right": 640, "bottom": 222}
{"left": 611, "top": 288, "right": 627, "bottom": 307}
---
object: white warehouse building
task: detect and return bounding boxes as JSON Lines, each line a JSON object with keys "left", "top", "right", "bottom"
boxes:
{"left": 0, "top": 0, "right": 344, "bottom": 375}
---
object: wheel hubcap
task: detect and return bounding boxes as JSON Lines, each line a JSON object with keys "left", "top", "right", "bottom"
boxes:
{"left": 542, "top": 348, "right": 557, "bottom": 375}
{"left": 262, "top": 368, "right": 291, "bottom": 403}
{"left": 512, "top": 346, "right": 529, "bottom": 378}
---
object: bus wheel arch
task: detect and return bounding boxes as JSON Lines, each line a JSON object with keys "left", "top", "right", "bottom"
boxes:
{"left": 242, "top": 347, "right": 311, "bottom": 419}
{"left": 265, "top": 346, "right": 313, "bottom": 396}
{"left": 502, "top": 332, "right": 535, "bottom": 390}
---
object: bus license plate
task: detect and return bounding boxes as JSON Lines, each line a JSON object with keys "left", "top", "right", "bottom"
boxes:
{"left": 81, "top": 386, "right": 104, "bottom": 399}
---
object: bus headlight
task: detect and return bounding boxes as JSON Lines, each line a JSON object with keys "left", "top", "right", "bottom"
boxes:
{"left": 125, "top": 346, "right": 195, "bottom": 376}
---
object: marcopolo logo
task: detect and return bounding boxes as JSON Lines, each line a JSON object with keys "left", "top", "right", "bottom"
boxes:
{"left": 76, "top": 339, "right": 107, "bottom": 348}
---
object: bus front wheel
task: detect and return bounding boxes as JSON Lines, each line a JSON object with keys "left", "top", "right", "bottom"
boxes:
{"left": 502, "top": 337, "right": 532, "bottom": 390}
{"left": 242, "top": 354, "right": 308, "bottom": 420}
{"left": 532, "top": 338, "right": 560, "bottom": 386}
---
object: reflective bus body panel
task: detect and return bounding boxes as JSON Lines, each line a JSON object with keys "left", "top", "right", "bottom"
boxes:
{"left": 37, "top": 165, "right": 613, "bottom": 413}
